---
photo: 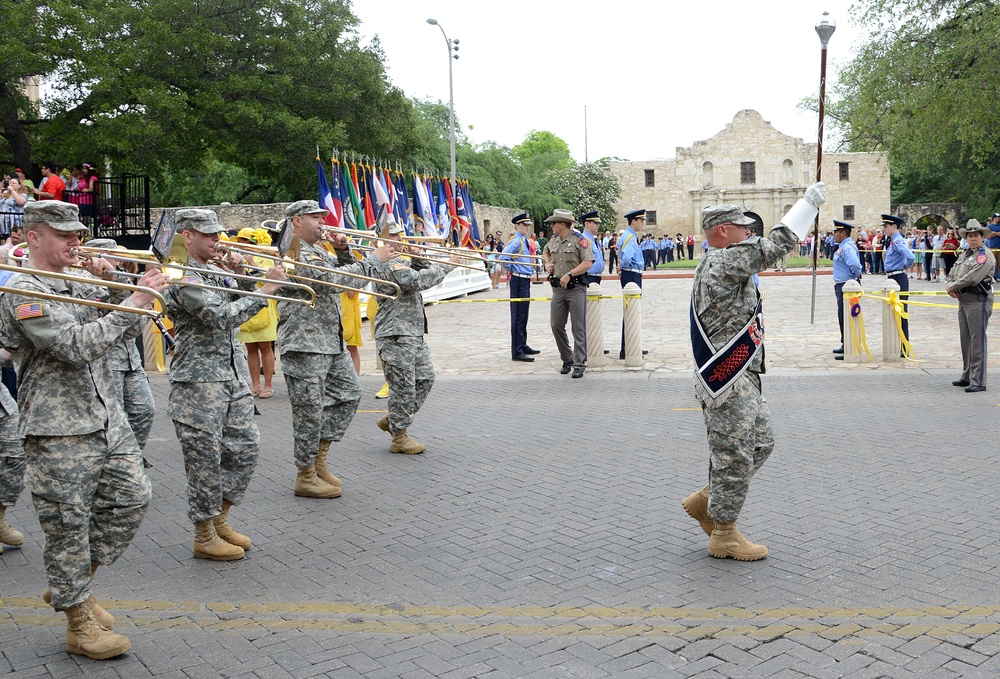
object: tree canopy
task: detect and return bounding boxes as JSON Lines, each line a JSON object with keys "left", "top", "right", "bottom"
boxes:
{"left": 1, "top": 0, "right": 416, "bottom": 201}
{"left": 830, "top": 0, "right": 1000, "bottom": 213}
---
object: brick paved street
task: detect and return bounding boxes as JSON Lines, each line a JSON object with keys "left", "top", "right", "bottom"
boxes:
{"left": 3, "top": 364, "right": 1000, "bottom": 677}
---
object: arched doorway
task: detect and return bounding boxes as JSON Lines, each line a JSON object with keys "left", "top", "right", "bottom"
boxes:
{"left": 744, "top": 211, "right": 764, "bottom": 237}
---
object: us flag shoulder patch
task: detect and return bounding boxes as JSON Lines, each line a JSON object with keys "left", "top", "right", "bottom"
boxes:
{"left": 17, "top": 303, "right": 43, "bottom": 319}
{"left": 392, "top": 263, "right": 407, "bottom": 271}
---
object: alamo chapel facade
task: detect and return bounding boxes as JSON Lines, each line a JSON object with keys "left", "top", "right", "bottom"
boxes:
{"left": 610, "top": 109, "right": 889, "bottom": 238}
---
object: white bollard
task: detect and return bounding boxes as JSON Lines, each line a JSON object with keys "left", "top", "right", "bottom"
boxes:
{"left": 881, "top": 279, "right": 901, "bottom": 363}
{"left": 622, "top": 282, "right": 643, "bottom": 368}
{"left": 842, "top": 280, "right": 866, "bottom": 364}
{"left": 586, "top": 282, "right": 605, "bottom": 368}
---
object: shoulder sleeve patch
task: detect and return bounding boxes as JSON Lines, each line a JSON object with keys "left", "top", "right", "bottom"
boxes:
{"left": 17, "top": 302, "right": 44, "bottom": 320}
{"left": 392, "top": 262, "right": 407, "bottom": 271}
{"left": 977, "top": 254, "right": 988, "bottom": 265}
{"left": 579, "top": 237, "right": 590, "bottom": 249}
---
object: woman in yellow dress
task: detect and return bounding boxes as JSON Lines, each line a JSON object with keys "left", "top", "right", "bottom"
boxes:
{"left": 340, "top": 290, "right": 363, "bottom": 375}
{"left": 234, "top": 228, "right": 278, "bottom": 398}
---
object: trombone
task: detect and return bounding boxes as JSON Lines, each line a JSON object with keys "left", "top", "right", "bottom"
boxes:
{"left": 348, "top": 241, "right": 489, "bottom": 273}
{"left": 319, "top": 224, "right": 444, "bottom": 243}
{"left": 0, "top": 262, "right": 168, "bottom": 319}
{"left": 214, "top": 241, "right": 401, "bottom": 300}
{"left": 73, "top": 245, "right": 319, "bottom": 307}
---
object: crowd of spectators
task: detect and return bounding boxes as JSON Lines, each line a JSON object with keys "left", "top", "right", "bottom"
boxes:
{"left": 1, "top": 162, "right": 100, "bottom": 238}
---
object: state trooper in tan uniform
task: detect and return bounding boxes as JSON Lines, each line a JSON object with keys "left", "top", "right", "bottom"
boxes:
{"left": 164, "top": 209, "right": 287, "bottom": 562}
{"left": 946, "top": 219, "right": 996, "bottom": 392}
{"left": 542, "top": 209, "right": 594, "bottom": 378}
{"left": 0, "top": 200, "right": 169, "bottom": 660}
{"left": 276, "top": 200, "right": 394, "bottom": 498}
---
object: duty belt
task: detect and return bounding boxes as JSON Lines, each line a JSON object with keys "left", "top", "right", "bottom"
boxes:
{"left": 885, "top": 270, "right": 905, "bottom": 276}
{"left": 510, "top": 273, "right": 532, "bottom": 278}
{"left": 622, "top": 268, "right": 643, "bottom": 274}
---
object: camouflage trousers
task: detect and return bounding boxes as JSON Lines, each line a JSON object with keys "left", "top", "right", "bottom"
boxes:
{"left": 0, "top": 405, "right": 24, "bottom": 506}
{"left": 112, "top": 368, "right": 156, "bottom": 450}
{"left": 282, "top": 351, "right": 361, "bottom": 470}
{"left": 377, "top": 335, "right": 435, "bottom": 434}
{"left": 168, "top": 380, "right": 259, "bottom": 524}
{"left": 25, "top": 429, "right": 150, "bottom": 610}
{"left": 702, "top": 372, "right": 774, "bottom": 524}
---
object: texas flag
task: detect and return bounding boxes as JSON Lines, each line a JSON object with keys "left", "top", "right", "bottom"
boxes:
{"left": 317, "top": 159, "right": 342, "bottom": 227}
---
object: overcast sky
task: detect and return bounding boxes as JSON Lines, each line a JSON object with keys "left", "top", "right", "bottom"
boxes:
{"left": 352, "top": 0, "right": 868, "bottom": 163}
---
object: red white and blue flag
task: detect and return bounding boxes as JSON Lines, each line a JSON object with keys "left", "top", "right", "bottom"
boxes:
{"left": 317, "top": 159, "right": 342, "bottom": 227}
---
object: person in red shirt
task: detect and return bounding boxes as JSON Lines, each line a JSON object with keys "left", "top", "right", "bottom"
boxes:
{"left": 31, "top": 162, "right": 66, "bottom": 201}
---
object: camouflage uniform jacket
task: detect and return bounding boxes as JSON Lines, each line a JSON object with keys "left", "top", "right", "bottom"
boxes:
{"left": 107, "top": 336, "right": 144, "bottom": 371}
{"left": 277, "top": 242, "right": 381, "bottom": 355}
{"left": 163, "top": 258, "right": 266, "bottom": 383}
{"left": 372, "top": 258, "right": 454, "bottom": 339}
{"left": 0, "top": 273, "right": 141, "bottom": 436}
{"left": 692, "top": 227, "right": 798, "bottom": 404}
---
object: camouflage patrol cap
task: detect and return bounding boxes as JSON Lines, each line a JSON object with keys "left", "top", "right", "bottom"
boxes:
{"left": 285, "top": 200, "right": 329, "bottom": 218}
{"left": 702, "top": 204, "right": 755, "bottom": 231}
{"left": 175, "top": 208, "right": 225, "bottom": 234}
{"left": 85, "top": 238, "right": 118, "bottom": 249}
{"left": 23, "top": 200, "right": 87, "bottom": 232}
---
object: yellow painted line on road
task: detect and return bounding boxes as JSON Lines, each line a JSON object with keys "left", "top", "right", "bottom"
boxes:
{"left": 4, "top": 598, "right": 1000, "bottom": 641}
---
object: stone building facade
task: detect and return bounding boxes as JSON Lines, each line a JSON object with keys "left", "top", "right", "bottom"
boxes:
{"left": 610, "top": 110, "right": 890, "bottom": 239}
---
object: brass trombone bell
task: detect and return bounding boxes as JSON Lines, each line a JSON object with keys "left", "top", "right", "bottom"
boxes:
{"left": 0, "top": 262, "right": 167, "bottom": 319}
{"left": 350, "top": 242, "right": 487, "bottom": 272}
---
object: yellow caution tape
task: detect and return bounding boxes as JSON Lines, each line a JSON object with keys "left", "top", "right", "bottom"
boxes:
{"left": 426, "top": 295, "right": 623, "bottom": 305}
{"left": 846, "top": 296, "right": 873, "bottom": 360}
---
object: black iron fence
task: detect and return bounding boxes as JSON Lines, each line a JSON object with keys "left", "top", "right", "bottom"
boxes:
{"left": 64, "top": 173, "right": 151, "bottom": 248}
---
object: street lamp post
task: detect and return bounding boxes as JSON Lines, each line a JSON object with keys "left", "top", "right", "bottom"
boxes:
{"left": 810, "top": 11, "right": 836, "bottom": 325}
{"left": 426, "top": 18, "right": 459, "bottom": 191}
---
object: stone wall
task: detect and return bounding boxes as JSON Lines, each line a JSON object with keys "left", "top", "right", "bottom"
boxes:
{"left": 611, "top": 109, "right": 890, "bottom": 241}
{"left": 894, "top": 202, "right": 966, "bottom": 231}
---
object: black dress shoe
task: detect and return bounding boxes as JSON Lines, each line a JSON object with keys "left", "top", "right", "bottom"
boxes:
{"left": 642, "top": 350, "right": 649, "bottom": 355}
{"left": 522, "top": 346, "right": 540, "bottom": 355}
{"left": 603, "top": 349, "right": 610, "bottom": 355}
{"left": 834, "top": 354, "right": 844, "bottom": 360}
{"left": 512, "top": 354, "right": 535, "bottom": 362}
{"left": 560, "top": 362, "right": 572, "bottom": 375}
{"left": 618, "top": 352, "right": 625, "bottom": 360}
{"left": 571, "top": 367, "right": 585, "bottom": 379}
{"left": 952, "top": 379, "right": 970, "bottom": 387}
{"left": 832, "top": 346, "right": 844, "bottom": 354}
{"left": 965, "top": 385, "right": 987, "bottom": 393}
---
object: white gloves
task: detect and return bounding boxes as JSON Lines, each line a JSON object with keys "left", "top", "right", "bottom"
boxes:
{"left": 804, "top": 182, "right": 826, "bottom": 209}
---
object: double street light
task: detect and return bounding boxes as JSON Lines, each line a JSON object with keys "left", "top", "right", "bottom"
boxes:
{"left": 426, "top": 18, "right": 459, "bottom": 190}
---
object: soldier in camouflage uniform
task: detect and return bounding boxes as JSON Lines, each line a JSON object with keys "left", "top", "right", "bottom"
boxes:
{"left": 87, "top": 240, "right": 157, "bottom": 466}
{"left": 0, "top": 200, "right": 169, "bottom": 659}
{"left": 276, "top": 200, "right": 394, "bottom": 498}
{"left": 164, "top": 209, "right": 287, "bottom": 561}
{"left": 0, "top": 372, "right": 25, "bottom": 555}
{"left": 371, "top": 218, "right": 462, "bottom": 454}
{"left": 682, "top": 183, "right": 825, "bottom": 561}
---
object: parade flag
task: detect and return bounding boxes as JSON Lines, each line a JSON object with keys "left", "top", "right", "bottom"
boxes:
{"left": 454, "top": 182, "right": 472, "bottom": 247}
{"left": 373, "top": 166, "right": 391, "bottom": 208}
{"left": 460, "top": 181, "right": 481, "bottom": 245}
{"left": 346, "top": 163, "right": 363, "bottom": 230}
{"left": 414, "top": 174, "right": 439, "bottom": 238}
{"left": 317, "top": 159, "right": 342, "bottom": 227}
{"left": 394, "top": 172, "right": 412, "bottom": 234}
{"left": 443, "top": 179, "right": 460, "bottom": 245}
{"left": 436, "top": 179, "right": 451, "bottom": 242}
{"left": 359, "top": 164, "right": 376, "bottom": 229}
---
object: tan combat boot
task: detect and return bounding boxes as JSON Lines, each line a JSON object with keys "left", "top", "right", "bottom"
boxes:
{"left": 193, "top": 520, "right": 245, "bottom": 561}
{"left": 294, "top": 465, "right": 342, "bottom": 498}
{"left": 708, "top": 522, "right": 768, "bottom": 561}
{"left": 681, "top": 485, "right": 714, "bottom": 536}
{"left": 376, "top": 415, "right": 391, "bottom": 434}
{"left": 0, "top": 505, "right": 24, "bottom": 547}
{"left": 43, "top": 563, "right": 114, "bottom": 629}
{"left": 390, "top": 430, "right": 426, "bottom": 455}
{"left": 314, "top": 440, "right": 342, "bottom": 489}
{"left": 213, "top": 500, "right": 252, "bottom": 549}
{"left": 65, "top": 596, "right": 131, "bottom": 659}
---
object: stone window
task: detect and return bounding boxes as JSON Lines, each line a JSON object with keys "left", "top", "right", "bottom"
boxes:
{"left": 740, "top": 162, "right": 756, "bottom": 185}
{"left": 843, "top": 205, "right": 855, "bottom": 221}
{"left": 702, "top": 162, "right": 713, "bottom": 188}
{"left": 644, "top": 169, "right": 655, "bottom": 187}
{"left": 646, "top": 210, "right": 657, "bottom": 225}
{"left": 782, "top": 159, "right": 794, "bottom": 185}
{"left": 483, "top": 219, "right": 491, "bottom": 230}
{"left": 839, "top": 162, "right": 850, "bottom": 181}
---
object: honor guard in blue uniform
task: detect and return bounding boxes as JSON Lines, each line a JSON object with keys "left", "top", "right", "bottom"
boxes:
{"left": 617, "top": 210, "right": 647, "bottom": 359}
{"left": 500, "top": 212, "right": 540, "bottom": 362}
{"left": 580, "top": 211, "right": 605, "bottom": 285}
{"left": 881, "top": 214, "right": 915, "bottom": 347}
{"left": 831, "top": 220, "right": 862, "bottom": 359}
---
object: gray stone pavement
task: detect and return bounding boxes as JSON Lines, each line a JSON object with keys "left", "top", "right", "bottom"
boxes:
{"left": 2, "top": 272, "right": 1000, "bottom": 678}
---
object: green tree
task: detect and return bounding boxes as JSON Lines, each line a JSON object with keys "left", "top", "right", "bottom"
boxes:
{"left": 829, "top": 0, "right": 1000, "bottom": 212}
{"left": 512, "top": 130, "right": 573, "bottom": 172}
{"left": 548, "top": 163, "right": 622, "bottom": 229}
{"left": 1, "top": 0, "right": 417, "bottom": 203}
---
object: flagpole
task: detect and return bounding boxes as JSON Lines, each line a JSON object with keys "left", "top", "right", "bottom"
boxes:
{"left": 426, "top": 18, "right": 458, "bottom": 194}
